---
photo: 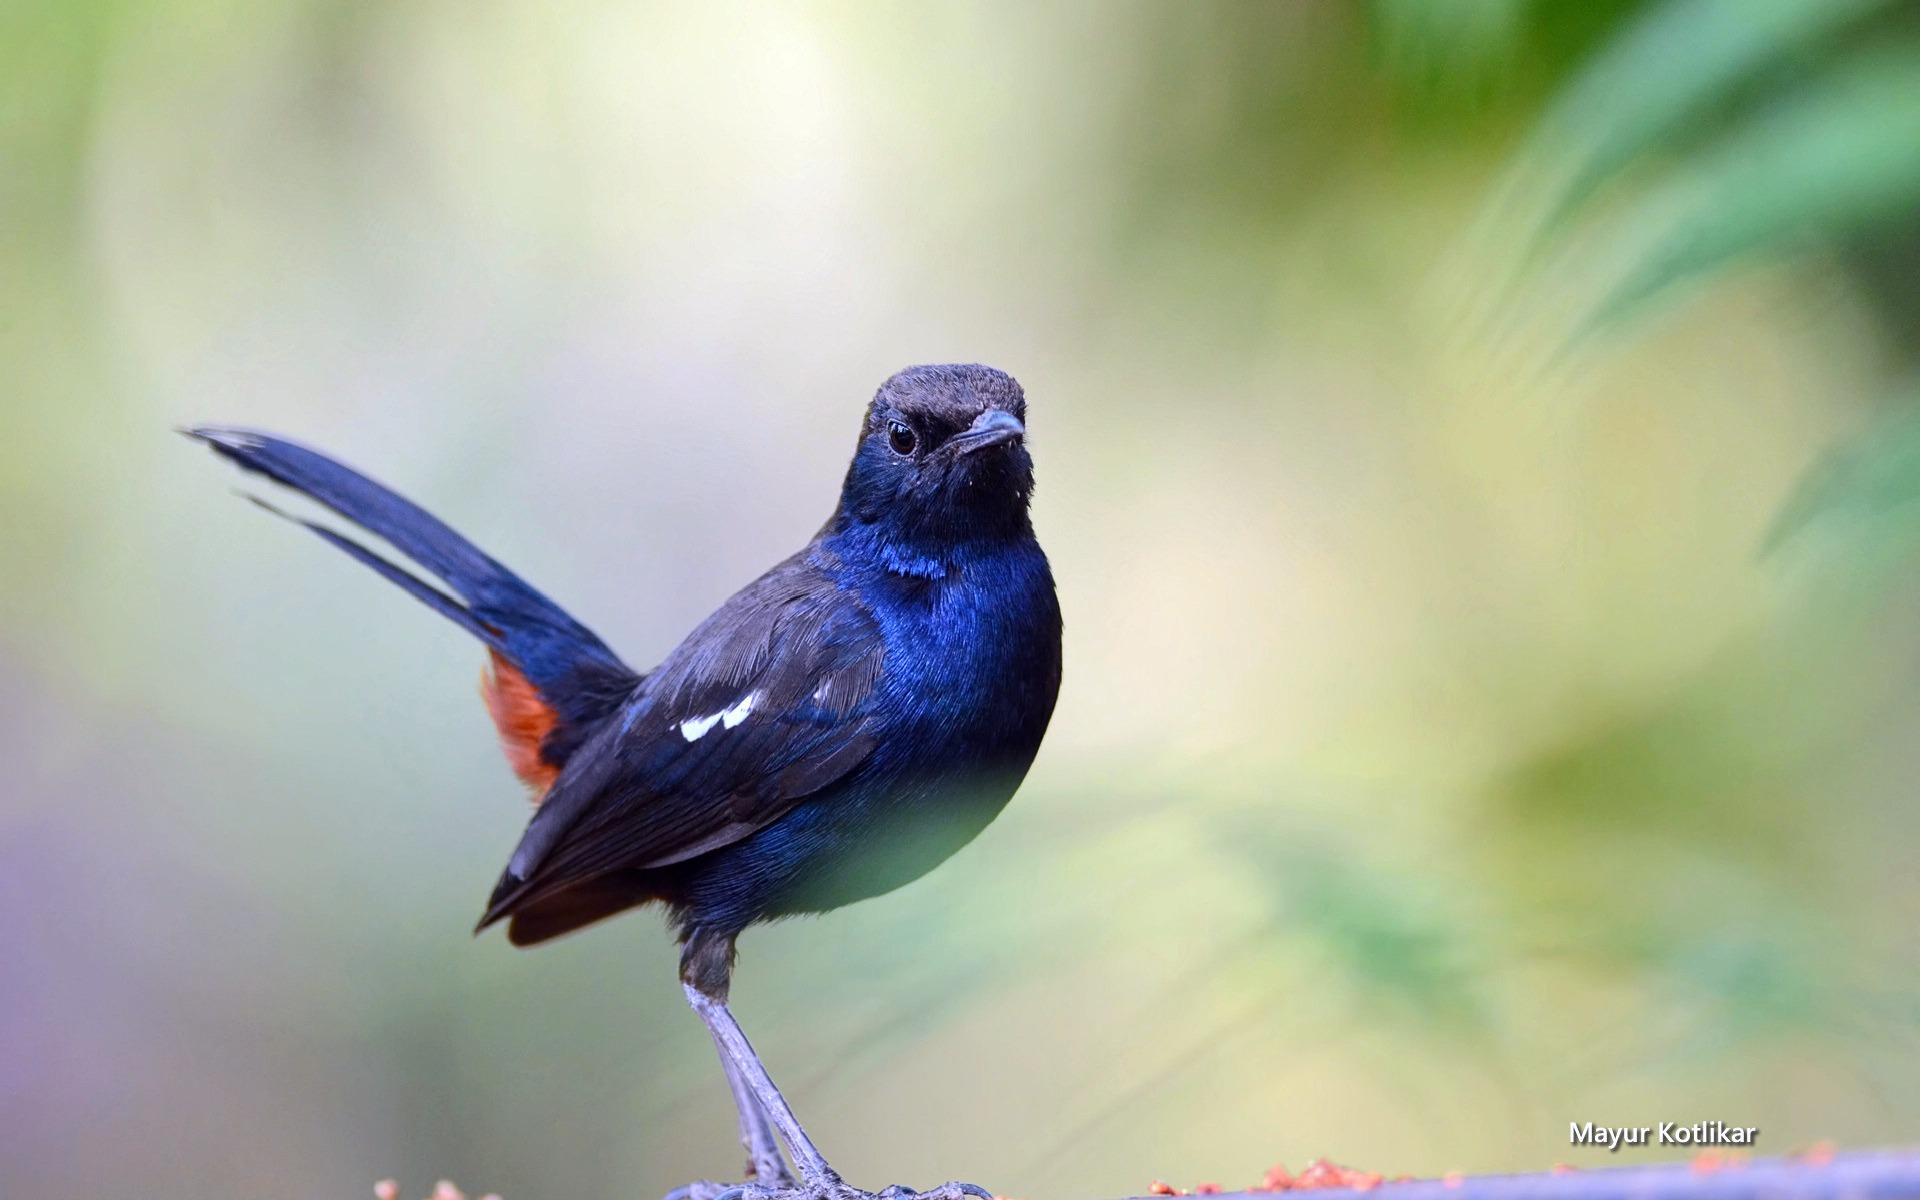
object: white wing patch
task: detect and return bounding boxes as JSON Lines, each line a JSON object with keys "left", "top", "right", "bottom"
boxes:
{"left": 721, "top": 691, "right": 757, "bottom": 728}
{"left": 678, "top": 691, "right": 759, "bottom": 742}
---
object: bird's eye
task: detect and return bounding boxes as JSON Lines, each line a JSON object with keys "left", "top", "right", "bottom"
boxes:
{"left": 887, "top": 421, "right": 918, "bottom": 456}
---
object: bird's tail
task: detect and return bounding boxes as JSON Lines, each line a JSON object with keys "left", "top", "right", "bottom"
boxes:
{"left": 187, "top": 427, "right": 640, "bottom": 796}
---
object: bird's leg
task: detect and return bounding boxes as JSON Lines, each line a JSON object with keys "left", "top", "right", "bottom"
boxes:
{"left": 685, "top": 982, "right": 843, "bottom": 1193}
{"left": 710, "top": 1023, "right": 796, "bottom": 1187}
{"left": 675, "top": 932, "right": 994, "bottom": 1200}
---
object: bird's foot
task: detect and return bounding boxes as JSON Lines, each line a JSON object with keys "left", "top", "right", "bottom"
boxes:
{"left": 663, "top": 1183, "right": 767, "bottom": 1200}
{"left": 873, "top": 1184, "right": 996, "bottom": 1200}
{"left": 664, "top": 1152, "right": 799, "bottom": 1200}
{"left": 664, "top": 1180, "right": 995, "bottom": 1200}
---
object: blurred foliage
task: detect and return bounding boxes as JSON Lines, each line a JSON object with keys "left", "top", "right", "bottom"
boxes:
{"left": 5, "top": 3, "right": 1920, "bottom": 1200}
{"left": 1770, "top": 390, "right": 1920, "bottom": 557}
{"left": 1472, "top": 0, "right": 1920, "bottom": 337}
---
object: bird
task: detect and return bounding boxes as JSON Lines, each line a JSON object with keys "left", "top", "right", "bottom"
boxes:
{"left": 187, "top": 364, "right": 1063, "bottom": 1200}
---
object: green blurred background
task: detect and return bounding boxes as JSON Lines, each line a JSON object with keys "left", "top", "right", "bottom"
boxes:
{"left": 7, "top": 1, "right": 1920, "bottom": 1197}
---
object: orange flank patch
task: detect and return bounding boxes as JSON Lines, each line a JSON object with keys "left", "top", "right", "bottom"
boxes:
{"left": 480, "top": 651, "right": 560, "bottom": 799}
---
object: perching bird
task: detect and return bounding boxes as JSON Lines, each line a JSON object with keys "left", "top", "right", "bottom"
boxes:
{"left": 188, "top": 364, "right": 1062, "bottom": 1200}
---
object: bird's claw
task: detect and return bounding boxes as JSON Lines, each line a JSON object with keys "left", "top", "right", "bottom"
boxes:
{"left": 663, "top": 1183, "right": 774, "bottom": 1200}
{"left": 920, "top": 1185, "right": 995, "bottom": 1200}
{"left": 835, "top": 1181, "right": 997, "bottom": 1200}
{"left": 665, "top": 1181, "right": 995, "bottom": 1200}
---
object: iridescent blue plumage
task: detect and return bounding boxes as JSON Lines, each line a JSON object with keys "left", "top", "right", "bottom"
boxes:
{"left": 191, "top": 364, "right": 1061, "bottom": 1200}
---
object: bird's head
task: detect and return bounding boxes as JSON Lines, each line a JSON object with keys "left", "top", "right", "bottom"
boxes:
{"left": 834, "top": 364, "right": 1035, "bottom": 548}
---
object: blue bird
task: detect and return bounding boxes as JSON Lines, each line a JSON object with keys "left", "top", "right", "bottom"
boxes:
{"left": 188, "top": 364, "right": 1063, "bottom": 1200}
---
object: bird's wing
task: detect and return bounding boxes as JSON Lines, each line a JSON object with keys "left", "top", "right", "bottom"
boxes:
{"left": 477, "top": 551, "right": 884, "bottom": 926}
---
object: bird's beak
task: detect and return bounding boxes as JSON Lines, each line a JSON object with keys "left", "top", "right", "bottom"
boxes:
{"left": 951, "top": 409, "right": 1026, "bottom": 456}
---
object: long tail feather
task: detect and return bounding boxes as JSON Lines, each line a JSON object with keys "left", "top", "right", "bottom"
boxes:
{"left": 239, "top": 491, "right": 498, "bottom": 643}
{"left": 187, "top": 427, "right": 641, "bottom": 768}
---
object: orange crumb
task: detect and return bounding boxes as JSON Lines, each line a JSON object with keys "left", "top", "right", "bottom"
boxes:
{"left": 1154, "top": 1157, "right": 1407, "bottom": 1194}
{"left": 1551, "top": 1163, "right": 1576, "bottom": 1175}
{"left": 1288, "top": 1159, "right": 1383, "bottom": 1191}
{"left": 1691, "top": 1150, "right": 1726, "bottom": 1174}
{"left": 1801, "top": 1140, "right": 1837, "bottom": 1166}
{"left": 375, "top": 1183, "right": 399, "bottom": 1200}
{"left": 1441, "top": 1172, "right": 1464, "bottom": 1189}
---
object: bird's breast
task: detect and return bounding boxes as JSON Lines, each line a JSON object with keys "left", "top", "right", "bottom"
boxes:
{"left": 866, "top": 544, "right": 1061, "bottom": 767}
{"left": 716, "top": 540, "right": 1060, "bottom": 920}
